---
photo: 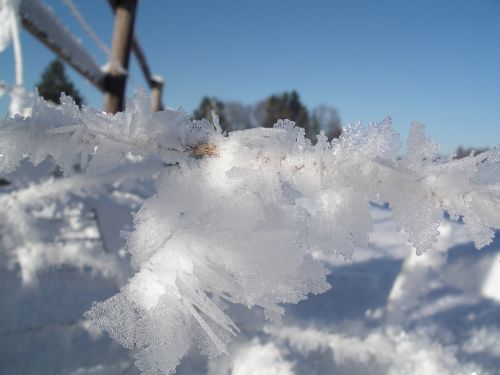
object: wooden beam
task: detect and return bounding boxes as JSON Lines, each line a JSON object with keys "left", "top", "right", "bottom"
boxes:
{"left": 131, "top": 37, "right": 152, "bottom": 84}
{"left": 131, "top": 37, "right": 165, "bottom": 111}
{"left": 104, "top": 0, "right": 137, "bottom": 113}
{"left": 20, "top": 0, "right": 105, "bottom": 91}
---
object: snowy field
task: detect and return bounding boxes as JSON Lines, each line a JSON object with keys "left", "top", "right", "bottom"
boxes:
{"left": 1, "top": 158, "right": 499, "bottom": 375}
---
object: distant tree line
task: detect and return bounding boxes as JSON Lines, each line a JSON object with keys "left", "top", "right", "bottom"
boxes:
{"left": 193, "top": 90, "right": 342, "bottom": 143}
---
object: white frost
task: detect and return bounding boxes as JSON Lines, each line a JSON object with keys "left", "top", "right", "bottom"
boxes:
{"left": 1, "top": 92, "right": 499, "bottom": 374}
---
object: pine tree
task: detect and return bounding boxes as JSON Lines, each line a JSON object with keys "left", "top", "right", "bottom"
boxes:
{"left": 36, "top": 59, "right": 84, "bottom": 107}
{"left": 263, "top": 90, "right": 313, "bottom": 138}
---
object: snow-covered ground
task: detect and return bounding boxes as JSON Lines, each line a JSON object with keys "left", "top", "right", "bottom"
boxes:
{"left": 1, "top": 160, "right": 499, "bottom": 375}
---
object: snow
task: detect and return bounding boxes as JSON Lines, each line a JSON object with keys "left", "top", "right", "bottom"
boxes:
{"left": 3, "top": 186, "right": 498, "bottom": 374}
{"left": 151, "top": 74, "right": 164, "bottom": 83}
{"left": 1, "top": 92, "right": 499, "bottom": 374}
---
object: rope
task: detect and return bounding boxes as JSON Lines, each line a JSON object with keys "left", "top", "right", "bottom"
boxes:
{"left": 62, "top": 0, "right": 110, "bottom": 57}
{"left": 10, "top": 12, "right": 22, "bottom": 86}
{"left": 0, "top": 81, "right": 33, "bottom": 96}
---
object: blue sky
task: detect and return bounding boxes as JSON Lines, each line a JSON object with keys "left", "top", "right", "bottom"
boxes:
{"left": 1, "top": 0, "right": 499, "bottom": 153}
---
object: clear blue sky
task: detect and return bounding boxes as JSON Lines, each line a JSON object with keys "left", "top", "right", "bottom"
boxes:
{"left": 1, "top": 0, "right": 499, "bottom": 153}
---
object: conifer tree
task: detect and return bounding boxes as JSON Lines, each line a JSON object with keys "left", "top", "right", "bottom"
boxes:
{"left": 263, "top": 90, "right": 309, "bottom": 130}
{"left": 36, "top": 59, "right": 84, "bottom": 107}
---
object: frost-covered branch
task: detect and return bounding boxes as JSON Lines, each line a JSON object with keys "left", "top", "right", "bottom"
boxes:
{"left": 0, "top": 91, "right": 219, "bottom": 176}
{"left": 1, "top": 92, "right": 499, "bottom": 374}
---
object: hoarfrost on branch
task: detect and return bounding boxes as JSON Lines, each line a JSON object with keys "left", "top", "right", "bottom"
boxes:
{"left": 0, "top": 92, "right": 499, "bottom": 374}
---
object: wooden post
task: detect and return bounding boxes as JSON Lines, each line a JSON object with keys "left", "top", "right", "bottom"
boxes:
{"left": 150, "top": 77, "right": 164, "bottom": 112}
{"left": 107, "top": 1, "right": 164, "bottom": 110}
{"left": 104, "top": 0, "right": 138, "bottom": 113}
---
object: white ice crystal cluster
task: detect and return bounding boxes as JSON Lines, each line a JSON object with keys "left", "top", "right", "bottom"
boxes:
{"left": 1, "top": 92, "right": 499, "bottom": 374}
{"left": 0, "top": 91, "right": 215, "bottom": 176}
